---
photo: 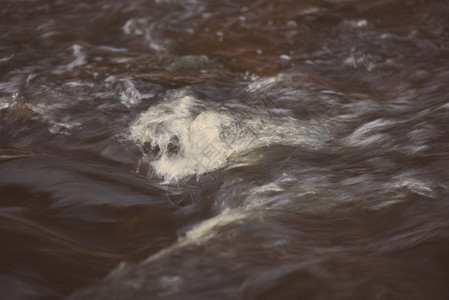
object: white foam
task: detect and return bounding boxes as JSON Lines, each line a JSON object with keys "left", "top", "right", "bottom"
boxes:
{"left": 142, "top": 209, "right": 247, "bottom": 265}
{"left": 0, "top": 102, "right": 10, "bottom": 110}
{"left": 0, "top": 94, "right": 17, "bottom": 110}
{"left": 389, "top": 175, "right": 434, "bottom": 198}
{"left": 280, "top": 54, "right": 292, "bottom": 61}
{"left": 0, "top": 54, "right": 13, "bottom": 63}
{"left": 344, "top": 19, "right": 368, "bottom": 28}
{"left": 242, "top": 173, "right": 297, "bottom": 210}
{"left": 122, "top": 18, "right": 168, "bottom": 52}
{"left": 247, "top": 74, "right": 284, "bottom": 93}
{"left": 66, "top": 44, "right": 86, "bottom": 71}
{"left": 345, "top": 118, "right": 397, "bottom": 146}
{"left": 129, "top": 86, "right": 327, "bottom": 181}
{"left": 344, "top": 53, "right": 375, "bottom": 71}
{"left": 24, "top": 101, "right": 82, "bottom": 135}
{"left": 48, "top": 120, "right": 81, "bottom": 135}
{"left": 119, "top": 79, "right": 153, "bottom": 108}
{"left": 129, "top": 89, "right": 228, "bottom": 180}
{"left": 183, "top": 209, "right": 245, "bottom": 245}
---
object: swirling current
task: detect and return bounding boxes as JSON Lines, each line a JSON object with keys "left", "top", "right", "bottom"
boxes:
{"left": 1, "top": 0, "right": 449, "bottom": 299}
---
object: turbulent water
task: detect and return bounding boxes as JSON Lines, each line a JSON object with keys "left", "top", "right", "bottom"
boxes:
{"left": 1, "top": 0, "right": 449, "bottom": 299}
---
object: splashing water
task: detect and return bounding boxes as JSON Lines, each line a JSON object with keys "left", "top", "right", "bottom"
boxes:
{"left": 129, "top": 81, "right": 328, "bottom": 181}
{"left": 2, "top": 0, "right": 449, "bottom": 299}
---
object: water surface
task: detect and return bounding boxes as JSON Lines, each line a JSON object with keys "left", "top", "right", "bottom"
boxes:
{"left": 1, "top": 0, "right": 449, "bottom": 299}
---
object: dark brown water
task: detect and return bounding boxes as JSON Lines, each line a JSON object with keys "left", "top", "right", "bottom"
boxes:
{"left": 1, "top": 0, "right": 449, "bottom": 299}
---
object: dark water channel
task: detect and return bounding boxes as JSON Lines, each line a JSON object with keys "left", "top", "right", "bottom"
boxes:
{"left": 1, "top": 0, "right": 449, "bottom": 299}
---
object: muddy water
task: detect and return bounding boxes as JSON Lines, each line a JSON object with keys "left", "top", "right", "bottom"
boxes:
{"left": 1, "top": 0, "right": 449, "bottom": 299}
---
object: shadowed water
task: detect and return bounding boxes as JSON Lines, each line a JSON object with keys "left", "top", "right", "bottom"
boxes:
{"left": 1, "top": 0, "right": 449, "bottom": 299}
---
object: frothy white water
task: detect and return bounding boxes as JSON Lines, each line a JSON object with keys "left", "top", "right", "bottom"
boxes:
{"left": 119, "top": 79, "right": 154, "bottom": 108}
{"left": 139, "top": 208, "right": 247, "bottom": 267}
{"left": 53, "top": 44, "right": 87, "bottom": 74}
{"left": 129, "top": 85, "right": 327, "bottom": 181}
{"left": 129, "top": 89, "right": 229, "bottom": 180}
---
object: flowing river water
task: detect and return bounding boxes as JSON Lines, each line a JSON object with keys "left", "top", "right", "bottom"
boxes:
{"left": 1, "top": 0, "right": 449, "bottom": 299}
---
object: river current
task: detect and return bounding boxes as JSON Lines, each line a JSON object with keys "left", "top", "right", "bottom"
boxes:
{"left": 1, "top": 0, "right": 449, "bottom": 299}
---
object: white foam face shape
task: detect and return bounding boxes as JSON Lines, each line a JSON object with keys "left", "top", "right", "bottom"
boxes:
{"left": 129, "top": 89, "right": 234, "bottom": 181}
{"left": 153, "top": 110, "right": 232, "bottom": 181}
